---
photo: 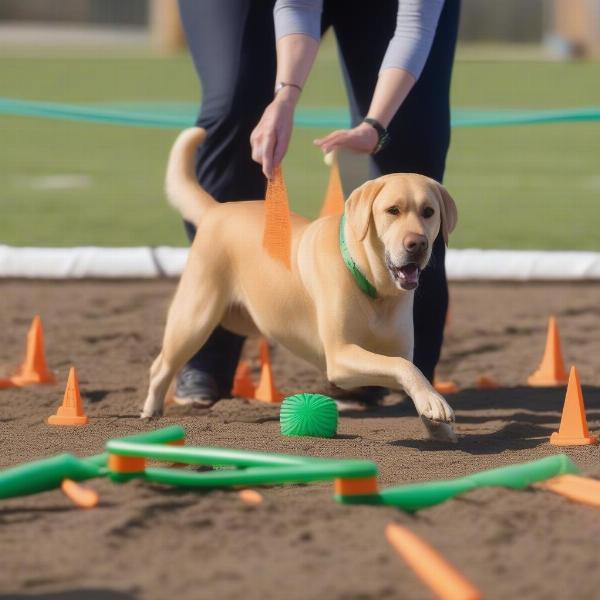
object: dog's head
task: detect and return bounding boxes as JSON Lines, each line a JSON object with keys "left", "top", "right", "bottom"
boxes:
{"left": 345, "top": 174, "right": 457, "bottom": 291}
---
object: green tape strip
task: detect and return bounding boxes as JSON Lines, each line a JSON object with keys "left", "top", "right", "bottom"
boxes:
{"left": 1, "top": 97, "right": 599, "bottom": 130}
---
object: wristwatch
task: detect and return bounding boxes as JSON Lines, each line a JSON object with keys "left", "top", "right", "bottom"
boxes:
{"left": 363, "top": 117, "right": 391, "bottom": 154}
{"left": 274, "top": 81, "right": 303, "bottom": 95}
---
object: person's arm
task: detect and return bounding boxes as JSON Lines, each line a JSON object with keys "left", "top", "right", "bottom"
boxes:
{"left": 250, "top": 0, "right": 322, "bottom": 178}
{"left": 315, "top": 0, "right": 445, "bottom": 156}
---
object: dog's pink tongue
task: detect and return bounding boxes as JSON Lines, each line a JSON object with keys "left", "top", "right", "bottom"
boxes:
{"left": 401, "top": 264, "right": 419, "bottom": 284}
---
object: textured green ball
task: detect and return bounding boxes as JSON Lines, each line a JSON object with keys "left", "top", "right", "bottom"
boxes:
{"left": 280, "top": 393, "right": 338, "bottom": 438}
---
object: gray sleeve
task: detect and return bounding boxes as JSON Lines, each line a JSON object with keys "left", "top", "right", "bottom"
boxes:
{"left": 273, "top": 0, "right": 323, "bottom": 42}
{"left": 381, "top": 0, "right": 445, "bottom": 78}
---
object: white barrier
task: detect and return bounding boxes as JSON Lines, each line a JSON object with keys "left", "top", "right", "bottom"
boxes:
{"left": 1, "top": 245, "right": 600, "bottom": 281}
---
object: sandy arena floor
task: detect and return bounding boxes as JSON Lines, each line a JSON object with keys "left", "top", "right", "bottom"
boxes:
{"left": 1, "top": 280, "right": 600, "bottom": 600}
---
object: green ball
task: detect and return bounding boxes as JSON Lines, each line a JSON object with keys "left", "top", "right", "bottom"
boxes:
{"left": 280, "top": 393, "right": 338, "bottom": 438}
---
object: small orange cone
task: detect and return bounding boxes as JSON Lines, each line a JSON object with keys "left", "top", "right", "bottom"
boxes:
{"left": 434, "top": 379, "right": 459, "bottom": 394}
{"left": 262, "top": 166, "right": 292, "bottom": 270}
{"left": 232, "top": 360, "right": 255, "bottom": 399}
{"left": 48, "top": 367, "right": 89, "bottom": 426}
{"left": 254, "top": 362, "right": 284, "bottom": 403}
{"left": 550, "top": 366, "right": 597, "bottom": 446}
{"left": 6, "top": 315, "right": 55, "bottom": 386}
{"left": 528, "top": 316, "right": 568, "bottom": 386}
{"left": 476, "top": 375, "right": 498, "bottom": 390}
{"left": 319, "top": 158, "right": 345, "bottom": 217}
{"left": 254, "top": 339, "right": 283, "bottom": 403}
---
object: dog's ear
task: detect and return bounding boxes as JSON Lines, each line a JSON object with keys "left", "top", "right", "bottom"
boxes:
{"left": 435, "top": 183, "right": 458, "bottom": 245}
{"left": 345, "top": 179, "right": 386, "bottom": 241}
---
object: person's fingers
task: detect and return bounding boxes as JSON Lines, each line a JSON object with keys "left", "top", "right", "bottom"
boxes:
{"left": 251, "top": 136, "right": 262, "bottom": 164}
{"left": 273, "top": 122, "right": 292, "bottom": 168}
{"left": 320, "top": 132, "right": 349, "bottom": 154}
{"left": 314, "top": 130, "right": 345, "bottom": 146}
{"left": 262, "top": 134, "right": 276, "bottom": 179}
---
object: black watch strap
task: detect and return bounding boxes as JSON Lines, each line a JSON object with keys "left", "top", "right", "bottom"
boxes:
{"left": 363, "top": 117, "right": 390, "bottom": 154}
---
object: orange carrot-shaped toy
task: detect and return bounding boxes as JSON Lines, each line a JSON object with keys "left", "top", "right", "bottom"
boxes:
{"left": 61, "top": 479, "right": 99, "bottom": 509}
{"left": 263, "top": 165, "right": 292, "bottom": 269}
{"left": 319, "top": 155, "right": 345, "bottom": 217}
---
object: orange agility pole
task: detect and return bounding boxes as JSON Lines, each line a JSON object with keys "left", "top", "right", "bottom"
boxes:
{"left": 232, "top": 360, "right": 256, "bottom": 399}
{"left": 550, "top": 366, "right": 598, "bottom": 446}
{"left": 48, "top": 367, "right": 89, "bottom": 426}
{"left": 319, "top": 156, "right": 345, "bottom": 217}
{"left": 262, "top": 165, "right": 292, "bottom": 269}
{"left": 385, "top": 523, "right": 482, "bottom": 600}
{"left": 528, "top": 316, "right": 568, "bottom": 386}
{"left": 2, "top": 315, "right": 56, "bottom": 387}
{"left": 61, "top": 479, "right": 99, "bottom": 509}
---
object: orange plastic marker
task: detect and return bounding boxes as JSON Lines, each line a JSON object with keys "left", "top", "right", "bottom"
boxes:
{"left": 8, "top": 315, "right": 56, "bottom": 386}
{"left": 262, "top": 165, "right": 292, "bottom": 269}
{"left": 434, "top": 380, "right": 459, "bottom": 395}
{"left": 537, "top": 474, "right": 600, "bottom": 508}
{"left": 239, "top": 489, "right": 263, "bottom": 506}
{"left": 528, "top": 316, "right": 568, "bottom": 386}
{"left": 319, "top": 156, "right": 345, "bottom": 217}
{"left": 385, "top": 523, "right": 482, "bottom": 600}
{"left": 48, "top": 367, "right": 89, "bottom": 426}
{"left": 232, "top": 360, "right": 256, "bottom": 399}
{"left": 476, "top": 375, "right": 498, "bottom": 390}
{"left": 550, "top": 366, "right": 598, "bottom": 446}
{"left": 61, "top": 479, "right": 99, "bottom": 509}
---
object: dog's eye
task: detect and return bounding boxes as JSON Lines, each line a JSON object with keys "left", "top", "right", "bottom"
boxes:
{"left": 422, "top": 207, "right": 435, "bottom": 219}
{"left": 386, "top": 206, "right": 400, "bottom": 216}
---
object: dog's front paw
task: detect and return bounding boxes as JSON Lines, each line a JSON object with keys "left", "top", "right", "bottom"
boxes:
{"left": 420, "top": 415, "right": 457, "bottom": 443}
{"left": 415, "top": 388, "right": 455, "bottom": 423}
{"left": 140, "top": 406, "right": 163, "bottom": 419}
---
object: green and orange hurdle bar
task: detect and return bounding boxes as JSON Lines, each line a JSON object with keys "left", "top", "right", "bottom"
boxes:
{"left": 1, "top": 425, "right": 596, "bottom": 511}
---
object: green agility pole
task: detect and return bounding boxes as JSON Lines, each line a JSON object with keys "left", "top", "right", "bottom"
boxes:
{"left": 106, "top": 438, "right": 377, "bottom": 486}
{"left": 336, "top": 454, "right": 579, "bottom": 512}
{"left": 143, "top": 461, "right": 377, "bottom": 488}
{"left": 0, "top": 426, "right": 185, "bottom": 499}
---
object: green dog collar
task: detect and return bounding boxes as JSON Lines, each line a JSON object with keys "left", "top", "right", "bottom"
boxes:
{"left": 339, "top": 214, "right": 377, "bottom": 299}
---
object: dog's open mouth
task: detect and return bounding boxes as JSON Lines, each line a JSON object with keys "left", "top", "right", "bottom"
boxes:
{"left": 389, "top": 262, "right": 421, "bottom": 290}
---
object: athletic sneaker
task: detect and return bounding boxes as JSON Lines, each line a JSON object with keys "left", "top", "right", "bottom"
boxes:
{"left": 174, "top": 365, "right": 219, "bottom": 408}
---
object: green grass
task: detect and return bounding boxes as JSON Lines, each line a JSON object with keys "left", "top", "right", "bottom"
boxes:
{"left": 1, "top": 36, "right": 599, "bottom": 249}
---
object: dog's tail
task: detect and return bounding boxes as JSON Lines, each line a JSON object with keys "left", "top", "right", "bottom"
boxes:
{"left": 165, "top": 127, "right": 216, "bottom": 227}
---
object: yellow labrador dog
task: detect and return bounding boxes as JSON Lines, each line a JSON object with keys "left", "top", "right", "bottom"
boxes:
{"left": 141, "top": 128, "right": 458, "bottom": 441}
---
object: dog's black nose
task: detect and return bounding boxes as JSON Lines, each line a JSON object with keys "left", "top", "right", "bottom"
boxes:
{"left": 403, "top": 233, "right": 428, "bottom": 254}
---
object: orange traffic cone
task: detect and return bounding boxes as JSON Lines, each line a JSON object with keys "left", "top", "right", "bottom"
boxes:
{"left": 254, "top": 339, "right": 283, "bottom": 403}
{"left": 319, "top": 158, "right": 345, "bottom": 217}
{"left": 232, "top": 360, "right": 255, "bottom": 399}
{"left": 550, "top": 366, "right": 597, "bottom": 446}
{"left": 7, "top": 315, "right": 56, "bottom": 386}
{"left": 48, "top": 367, "right": 89, "bottom": 426}
{"left": 254, "top": 362, "right": 284, "bottom": 403}
{"left": 263, "top": 166, "right": 292, "bottom": 270}
{"left": 528, "top": 316, "right": 568, "bottom": 386}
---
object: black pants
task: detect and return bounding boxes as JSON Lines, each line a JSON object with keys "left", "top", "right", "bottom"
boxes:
{"left": 178, "top": 0, "right": 460, "bottom": 392}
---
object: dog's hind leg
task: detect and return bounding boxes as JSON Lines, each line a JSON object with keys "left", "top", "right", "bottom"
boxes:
{"left": 141, "top": 274, "right": 226, "bottom": 418}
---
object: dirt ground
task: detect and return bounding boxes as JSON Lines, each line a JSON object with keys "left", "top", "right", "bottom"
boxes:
{"left": 1, "top": 280, "right": 600, "bottom": 600}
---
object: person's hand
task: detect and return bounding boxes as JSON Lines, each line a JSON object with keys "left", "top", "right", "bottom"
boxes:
{"left": 250, "top": 93, "right": 296, "bottom": 179}
{"left": 314, "top": 122, "right": 378, "bottom": 156}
